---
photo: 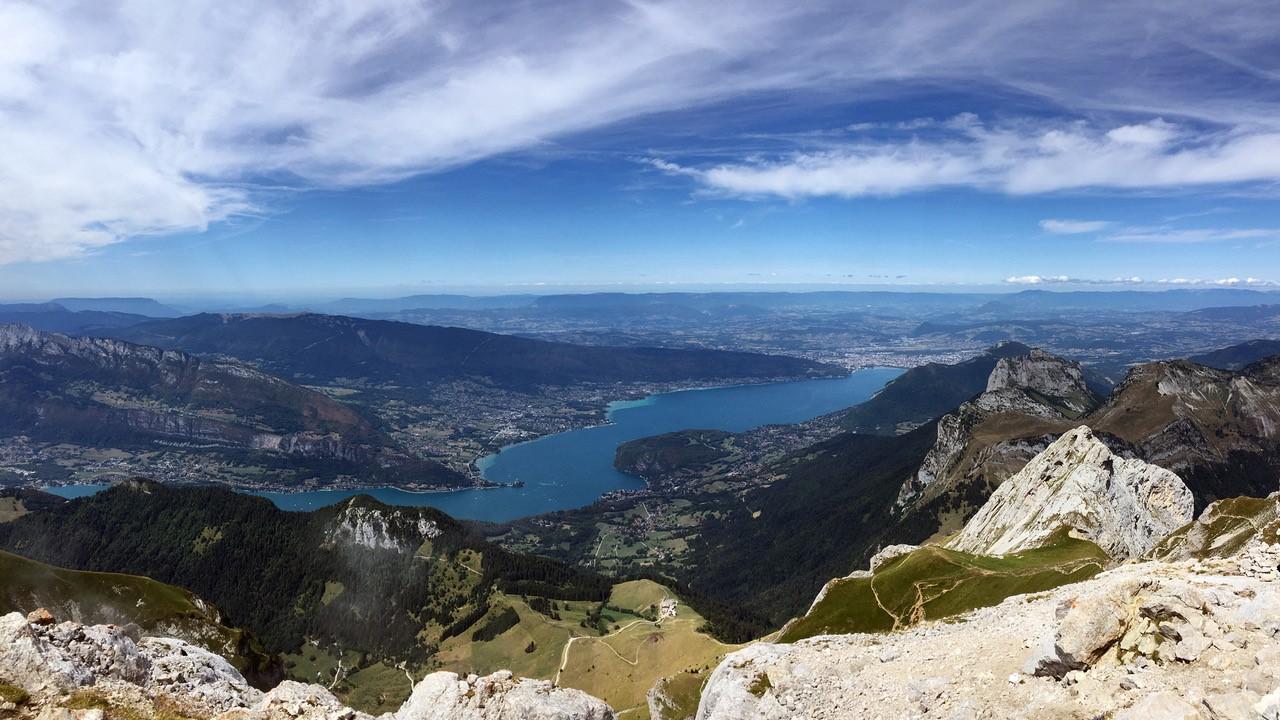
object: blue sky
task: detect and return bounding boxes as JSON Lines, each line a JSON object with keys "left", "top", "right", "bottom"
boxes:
{"left": 2, "top": 1, "right": 1279, "bottom": 300}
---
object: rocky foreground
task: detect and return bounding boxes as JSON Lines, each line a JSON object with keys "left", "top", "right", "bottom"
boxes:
{"left": 697, "top": 542, "right": 1280, "bottom": 719}
{"left": 0, "top": 610, "right": 614, "bottom": 720}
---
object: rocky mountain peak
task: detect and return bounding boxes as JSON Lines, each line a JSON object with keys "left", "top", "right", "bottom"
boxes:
{"left": 984, "top": 348, "right": 1099, "bottom": 416}
{"left": 946, "top": 426, "right": 1194, "bottom": 560}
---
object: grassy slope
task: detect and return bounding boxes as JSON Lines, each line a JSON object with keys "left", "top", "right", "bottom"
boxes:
{"left": 779, "top": 531, "right": 1108, "bottom": 642}
{"left": 1149, "top": 495, "right": 1280, "bottom": 560}
{"left": 435, "top": 580, "right": 735, "bottom": 718}
{"left": 0, "top": 549, "right": 275, "bottom": 681}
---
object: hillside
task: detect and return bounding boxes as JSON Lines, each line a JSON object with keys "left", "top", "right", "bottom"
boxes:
{"left": 662, "top": 348, "right": 1280, "bottom": 627}
{"left": 779, "top": 530, "right": 1107, "bottom": 642}
{"left": 837, "top": 341, "right": 1031, "bottom": 434}
{"left": 0, "top": 324, "right": 463, "bottom": 488}
{"left": 0, "top": 303, "right": 149, "bottom": 334}
{"left": 1188, "top": 338, "right": 1280, "bottom": 369}
{"left": 0, "top": 481, "right": 614, "bottom": 709}
{"left": 0, "top": 549, "right": 278, "bottom": 685}
{"left": 100, "top": 313, "right": 844, "bottom": 389}
{"left": 614, "top": 429, "right": 733, "bottom": 482}
{"left": 698, "top": 432, "right": 1280, "bottom": 719}
{"left": 50, "top": 297, "right": 181, "bottom": 316}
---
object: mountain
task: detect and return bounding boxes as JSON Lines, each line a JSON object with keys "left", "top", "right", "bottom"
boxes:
{"left": 1188, "top": 338, "right": 1280, "bottom": 370}
{"left": 945, "top": 426, "right": 1193, "bottom": 560}
{"left": 0, "top": 302, "right": 149, "bottom": 334}
{"left": 0, "top": 481, "right": 611, "bottom": 680}
{"left": 837, "top": 341, "right": 1032, "bottom": 434}
{"left": 976, "top": 288, "right": 1280, "bottom": 314}
{"left": 318, "top": 294, "right": 538, "bottom": 315}
{"left": 0, "top": 550, "right": 279, "bottom": 685}
{"left": 100, "top": 313, "right": 843, "bottom": 389}
{"left": 684, "top": 425, "right": 939, "bottom": 625}
{"left": 1087, "top": 357, "right": 1280, "bottom": 505}
{"left": 677, "top": 348, "right": 1280, "bottom": 628}
{"left": 895, "top": 348, "right": 1105, "bottom": 511}
{"left": 698, "top": 434, "right": 1280, "bottom": 719}
{"left": 49, "top": 297, "right": 181, "bottom": 317}
{"left": 1181, "top": 303, "right": 1280, "bottom": 323}
{"left": 0, "top": 324, "right": 463, "bottom": 487}
{"left": 697, "top": 514, "right": 1280, "bottom": 719}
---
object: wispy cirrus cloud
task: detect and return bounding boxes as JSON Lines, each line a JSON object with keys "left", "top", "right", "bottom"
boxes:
{"left": 1004, "top": 275, "right": 1277, "bottom": 286}
{"left": 656, "top": 119, "right": 1280, "bottom": 198}
{"left": 1102, "top": 227, "right": 1280, "bottom": 243}
{"left": 1039, "top": 219, "right": 1113, "bottom": 234}
{"left": 6, "top": 0, "right": 1280, "bottom": 264}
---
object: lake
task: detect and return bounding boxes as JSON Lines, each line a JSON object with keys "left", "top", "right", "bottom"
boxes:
{"left": 45, "top": 367, "right": 902, "bottom": 522}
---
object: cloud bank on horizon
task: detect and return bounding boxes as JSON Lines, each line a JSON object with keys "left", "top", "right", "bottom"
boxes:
{"left": 2, "top": 0, "right": 1280, "bottom": 271}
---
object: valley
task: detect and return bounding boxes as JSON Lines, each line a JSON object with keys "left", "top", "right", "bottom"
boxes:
{"left": 1, "top": 293, "right": 1280, "bottom": 720}
{"left": 9, "top": 10, "right": 1280, "bottom": 717}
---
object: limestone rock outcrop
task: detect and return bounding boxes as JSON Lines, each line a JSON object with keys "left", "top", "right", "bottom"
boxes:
{"left": 696, "top": 554, "right": 1280, "bottom": 720}
{"left": 395, "top": 670, "right": 614, "bottom": 720}
{"left": 897, "top": 348, "right": 1102, "bottom": 508}
{"left": 0, "top": 612, "right": 614, "bottom": 720}
{"left": 946, "top": 426, "right": 1194, "bottom": 560}
{"left": 985, "top": 348, "right": 1099, "bottom": 416}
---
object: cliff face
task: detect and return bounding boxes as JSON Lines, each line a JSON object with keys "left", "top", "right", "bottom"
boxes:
{"left": 896, "top": 348, "right": 1101, "bottom": 509}
{"left": 0, "top": 611, "right": 614, "bottom": 720}
{"left": 946, "top": 426, "right": 1194, "bottom": 560}
{"left": 985, "top": 348, "right": 1099, "bottom": 416}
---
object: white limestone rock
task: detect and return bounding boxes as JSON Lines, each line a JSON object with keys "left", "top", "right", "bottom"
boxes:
{"left": 946, "top": 426, "right": 1194, "bottom": 560}
{"left": 396, "top": 670, "right": 614, "bottom": 720}
{"left": 985, "top": 348, "right": 1097, "bottom": 415}
{"left": 696, "top": 559, "right": 1280, "bottom": 720}
{"left": 0, "top": 611, "right": 614, "bottom": 720}
{"left": 140, "top": 637, "right": 263, "bottom": 713}
{"left": 217, "top": 681, "right": 368, "bottom": 720}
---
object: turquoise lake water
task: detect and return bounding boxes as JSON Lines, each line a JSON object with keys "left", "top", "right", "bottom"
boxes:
{"left": 45, "top": 367, "right": 902, "bottom": 522}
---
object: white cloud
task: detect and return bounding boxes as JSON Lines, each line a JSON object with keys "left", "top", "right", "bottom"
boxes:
{"left": 661, "top": 119, "right": 1280, "bottom": 198}
{"left": 6, "top": 1, "right": 1280, "bottom": 263}
{"left": 1005, "top": 275, "right": 1070, "bottom": 285}
{"left": 1102, "top": 228, "right": 1280, "bottom": 243}
{"left": 1040, "top": 219, "right": 1112, "bottom": 234}
{"left": 1006, "top": 275, "right": 1277, "bottom": 287}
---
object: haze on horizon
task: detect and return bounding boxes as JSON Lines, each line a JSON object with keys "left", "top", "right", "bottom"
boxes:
{"left": 3, "top": 0, "right": 1280, "bottom": 298}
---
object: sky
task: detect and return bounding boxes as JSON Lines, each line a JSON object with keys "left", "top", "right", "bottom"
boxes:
{"left": 2, "top": 0, "right": 1280, "bottom": 300}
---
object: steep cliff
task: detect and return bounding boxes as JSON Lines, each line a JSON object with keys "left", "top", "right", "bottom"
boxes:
{"left": 896, "top": 348, "right": 1102, "bottom": 511}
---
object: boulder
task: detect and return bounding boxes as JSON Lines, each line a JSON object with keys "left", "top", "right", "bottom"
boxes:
{"left": 140, "top": 637, "right": 263, "bottom": 713}
{"left": 396, "top": 670, "right": 614, "bottom": 720}
{"left": 216, "top": 681, "right": 368, "bottom": 720}
{"left": 1116, "top": 692, "right": 1202, "bottom": 720}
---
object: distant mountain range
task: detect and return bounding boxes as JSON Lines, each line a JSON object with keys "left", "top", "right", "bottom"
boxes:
{"left": 0, "top": 302, "right": 151, "bottom": 334}
{"left": 99, "top": 312, "right": 843, "bottom": 389}
{"left": 49, "top": 297, "right": 182, "bottom": 317}
{"left": 0, "top": 324, "right": 463, "bottom": 487}
{"left": 1189, "top": 338, "right": 1280, "bottom": 369}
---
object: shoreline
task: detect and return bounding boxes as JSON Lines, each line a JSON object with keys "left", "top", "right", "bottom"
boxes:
{"left": 34, "top": 368, "right": 902, "bottom": 516}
